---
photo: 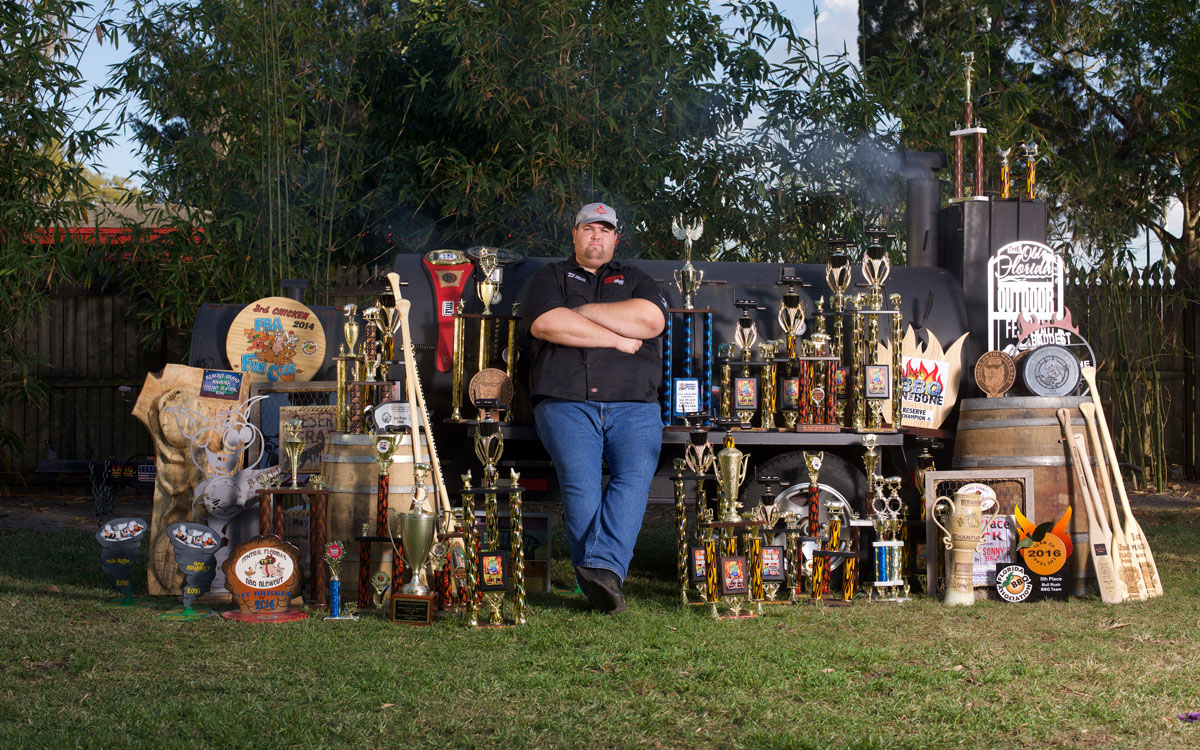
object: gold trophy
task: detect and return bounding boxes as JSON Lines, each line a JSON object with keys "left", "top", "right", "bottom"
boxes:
{"left": 395, "top": 509, "right": 436, "bottom": 595}
{"left": 684, "top": 428, "right": 716, "bottom": 477}
{"left": 282, "top": 418, "right": 305, "bottom": 488}
{"left": 998, "top": 147, "right": 1012, "bottom": 200}
{"left": 778, "top": 290, "right": 805, "bottom": 358}
{"left": 889, "top": 292, "right": 903, "bottom": 428}
{"left": 714, "top": 433, "right": 750, "bottom": 522}
{"left": 862, "top": 233, "right": 891, "bottom": 311}
{"left": 733, "top": 311, "right": 758, "bottom": 426}
{"left": 825, "top": 249, "right": 852, "bottom": 364}
{"left": 932, "top": 487, "right": 998, "bottom": 606}
{"left": 671, "top": 215, "right": 705, "bottom": 309}
{"left": 759, "top": 341, "right": 777, "bottom": 431}
{"left": 450, "top": 300, "right": 467, "bottom": 421}
{"left": 1024, "top": 142, "right": 1038, "bottom": 200}
{"left": 343, "top": 303, "right": 360, "bottom": 357}
{"left": 476, "top": 249, "right": 500, "bottom": 373}
{"left": 474, "top": 421, "right": 504, "bottom": 551}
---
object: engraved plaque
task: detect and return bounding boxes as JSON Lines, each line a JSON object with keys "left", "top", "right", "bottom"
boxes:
{"left": 974, "top": 351, "right": 1016, "bottom": 398}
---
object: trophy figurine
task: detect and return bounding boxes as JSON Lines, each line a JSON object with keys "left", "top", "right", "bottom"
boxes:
{"left": 825, "top": 249, "right": 852, "bottom": 363}
{"left": 476, "top": 248, "right": 500, "bottom": 316}
{"left": 684, "top": 427, "right": 717, "bottom": 478}
{"left": 714, "top": 433, "right": 750, "bottom": 522}
{"left": 862, "top": 231, "right": 892, "bottom": 311}
{"left": 734, "top": 313, "right": 758, "bottom": 362}
{"left": 369, "top": 570, "right": 391, "bottom": 611}
{"left": 778, "top": 291, "right": 805, "bottom": 358}
{"left": 282, "top": 418, "right": 305, "bottom": 488}
{"left": 671, "top": 215, "right": 705, "bottom": 309}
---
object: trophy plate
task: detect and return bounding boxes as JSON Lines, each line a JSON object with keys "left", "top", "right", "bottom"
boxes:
{"left": 974, "top": 351, "right": 1016, "bottom": 397}
{"left": 390, "top": 593, "right": 436, "bottom": 625}
{"left": 1019, "top": 345, "right": 1080, "bottom": 397}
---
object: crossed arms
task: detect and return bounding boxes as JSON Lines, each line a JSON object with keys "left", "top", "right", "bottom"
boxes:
{"left": 529, "top": 299, "right": 665, "bottom": 355}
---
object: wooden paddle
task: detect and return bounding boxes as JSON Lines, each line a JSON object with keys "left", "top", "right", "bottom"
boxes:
{"left": 1079, "top": 401, "right": 1148, "bottom": 600}
{"left": 1058, "top": 408, "right": 1122, "bottom": 604}
{"left": 1080, "top": 367, "right": 1162, "bottom": 597}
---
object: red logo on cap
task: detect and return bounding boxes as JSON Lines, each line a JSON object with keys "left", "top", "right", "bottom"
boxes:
{"left": 596, "top": 206, "right": 607, "bottom": 214}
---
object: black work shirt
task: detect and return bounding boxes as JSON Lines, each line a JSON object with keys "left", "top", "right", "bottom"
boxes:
{"left": 521, "top": 258, "right": 667, "bottom": 403}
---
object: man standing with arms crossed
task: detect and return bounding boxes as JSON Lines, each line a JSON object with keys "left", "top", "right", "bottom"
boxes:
{"left": 522, "top": 202, "right": 667, "bottom": 614}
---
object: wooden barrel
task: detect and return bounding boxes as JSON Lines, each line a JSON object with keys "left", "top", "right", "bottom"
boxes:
{"left": 953, "top": 396, "right": 1093, "bottom": 596}
{"left": 321, "top": 432, "right": 431, "bottom": 598}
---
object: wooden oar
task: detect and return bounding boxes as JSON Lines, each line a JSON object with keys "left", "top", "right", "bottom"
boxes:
{"left": 1058, "top": 408, "right": 1122, "bottom": 604}
{"left": 1079, "top": 401, "right": 1148, "bottom": 600}
{"left": 1080, "top": 367, "right": 1162, "bottom": 597}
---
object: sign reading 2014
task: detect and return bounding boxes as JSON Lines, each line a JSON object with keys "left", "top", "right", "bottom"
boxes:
{"left": 224, "top": 296, "right": 327, "bottom": 383}
{"left": 987, "top": 241, "right": 1064, "bottom": 355}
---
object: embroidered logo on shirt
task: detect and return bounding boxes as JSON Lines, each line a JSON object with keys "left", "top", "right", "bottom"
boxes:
{"left": 567, "top": 272, "right": 588, "bottom": 283}
{"left": 604, "top": 275, "right": 625, "bottom": 285}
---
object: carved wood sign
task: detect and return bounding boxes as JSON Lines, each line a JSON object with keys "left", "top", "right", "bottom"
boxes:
{"left": 221, "top": 536, "right": 302, "bottom": 615}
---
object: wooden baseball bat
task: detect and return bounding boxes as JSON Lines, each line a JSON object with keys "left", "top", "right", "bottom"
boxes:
{"left": 1058, "top": 409, "right": 1122, "bottom": 604}
{"left": 1079, "top": 401, "right": 1148, "bottom": 600}
{"left": 1080, "top": 367, "right": 1162, "bottom": 597}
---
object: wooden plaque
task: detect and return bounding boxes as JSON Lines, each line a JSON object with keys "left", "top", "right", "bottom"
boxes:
{"left": 221, "top": 535, "right": 303, "bottom": 615}
{"left": 975, "top": 351, "right": 1016, "bottom": 398}
{"left": 225, "top": 296, "right": 326, "bottom": 383}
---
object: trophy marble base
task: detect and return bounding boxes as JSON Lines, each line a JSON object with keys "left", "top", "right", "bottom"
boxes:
{"left": 391, "top": 593, "right": 435, "bottom": 625}
{"left": 220, "top": 610, "right": 309, "bottom": 623}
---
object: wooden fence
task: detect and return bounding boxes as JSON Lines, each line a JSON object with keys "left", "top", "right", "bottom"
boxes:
{"left": 4, "top": 267, "right": 1197, "bottom": 481}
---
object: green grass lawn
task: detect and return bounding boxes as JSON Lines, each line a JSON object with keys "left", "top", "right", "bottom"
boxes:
{"left": 2, "top": 503, "right": 1199, "bottom": 749}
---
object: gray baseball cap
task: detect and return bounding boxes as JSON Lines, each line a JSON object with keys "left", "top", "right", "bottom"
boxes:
{"left": 575, "top": 202, "right": 618, "bottom": 229}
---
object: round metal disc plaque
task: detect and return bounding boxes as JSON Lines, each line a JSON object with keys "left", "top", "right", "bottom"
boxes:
{"left": 1020, "top": 344, "right": 1080, "bottom": 397}
{"left": 469, "top": 368, "right": 514, "bottom": 409}
{"left": 974, "top": 351, "right": 1016, "bottom": 398}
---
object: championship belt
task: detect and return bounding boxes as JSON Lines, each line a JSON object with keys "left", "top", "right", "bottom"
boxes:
{"left": 423, "top": 249, "right": 474, "bottom": 372}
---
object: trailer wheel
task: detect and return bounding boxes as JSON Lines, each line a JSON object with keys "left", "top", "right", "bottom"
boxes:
{"left": 742, "top": 451, "right": 867, "bottom": 571}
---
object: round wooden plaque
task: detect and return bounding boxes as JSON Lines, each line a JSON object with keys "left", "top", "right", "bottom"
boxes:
{"left": 221, "top": 535, "right": 303, "bottom": 615}
{"left": 974, "top": 351, "right": 1016, "bottom": 398}
{"left": 225, "top": 296, "right": 326, "bottom": 383}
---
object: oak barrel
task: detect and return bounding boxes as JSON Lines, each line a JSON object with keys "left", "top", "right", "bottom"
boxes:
{"left": 953, "top": 396, "right": 1094, "bottom": 596}
{"left": 321, "top": 432, "right": 431, "bottom": 598}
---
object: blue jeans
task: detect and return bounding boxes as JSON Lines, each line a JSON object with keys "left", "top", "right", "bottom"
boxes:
{"left": 533, "top": 399, "right": 663, "bottom": 582}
